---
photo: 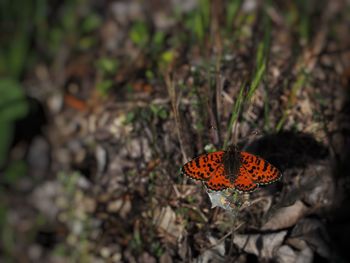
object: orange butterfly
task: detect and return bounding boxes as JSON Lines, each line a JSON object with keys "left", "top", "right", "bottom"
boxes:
{"left": 181, "top": 145, "right": 281, "bottom": 192}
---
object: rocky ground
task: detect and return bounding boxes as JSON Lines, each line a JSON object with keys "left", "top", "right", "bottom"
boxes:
{"left": 1, "top": 0, "right": 350, "bottom": 262}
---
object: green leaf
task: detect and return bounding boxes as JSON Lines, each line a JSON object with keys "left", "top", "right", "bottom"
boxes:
{"left": 226, "top": 0, "right": 242, "bottom": 28}
{"left": 82, "top": 13, "right": 102, "bottom": 33}
{"left": 159, "top": 50, "right": 175, "bottom": 69}
{"left": 96, "top": 80, "right": 113, "bottom": 95}
{"left": 7, "top": 31, "right": 30, "bottom": 79}
{"left": 124, "top": 111, "right": 136, "bottom": 124}
{"left": 153, "top": 31, "right": 165, "bottom": 47}
{"left": 0, "top": 122, "right": 13, "bottom": 168}
{"left": 96, "top": 58, "right": 118, "bottom": 75}
{"left": 145, "top": 70, "right": 155, "bottom": 80}
{"left": 130, "top": 21, "right": 149, "bottom": 47}
{"left": 0, "top": 79, "right": 28, "bottom": 167}
{"left": 0, "top": 79, "right": 29, "bottom": 122}
{"left": 194, "top": 13, "right": 204, "bottom": 41}
{"left": 4, "top": 160, "right": 27, "bottom": 184}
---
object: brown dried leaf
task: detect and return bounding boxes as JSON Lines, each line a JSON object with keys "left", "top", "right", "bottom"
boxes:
{"left": 233, "top": 231, "right": 287, "bottom": 259}
{"left": 277, "top": 243, "right": 314, "bottom": 263}
{"left": 300, "top": 162, "right": 334, "bottom": 207}
{"left": 196, "top": 236, "right": 226, "bottom": 263}
{"left": 276, "top": 245, "right": 297, "bottom": 263}
{"left": 290, "top": 218, "right": 331, "bottom": 259}
{"left": 159, "top": 251, "right": 173, "bottom": 263}
{"left": 262, "top": 201, "right": 308, "bottom": 231}
{"left": 138, "top": 252, "right": 156, "bottom": 263}
{"left": 153, "top": 206, "right": 184, "bottom": 244}
{"left": 296, "top": 246, "right": 313, "bottom": 263}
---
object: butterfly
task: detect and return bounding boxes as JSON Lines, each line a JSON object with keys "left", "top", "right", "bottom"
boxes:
{"left": 181, "top": 145, "right": 281, "bottom": 192}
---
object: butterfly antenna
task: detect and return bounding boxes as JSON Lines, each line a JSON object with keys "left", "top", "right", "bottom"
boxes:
{"left": 239, "top": 129, "right": 261, "bottom": 150}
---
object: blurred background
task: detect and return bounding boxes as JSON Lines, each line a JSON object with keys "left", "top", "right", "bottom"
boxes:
{"left": 1, "top": 0, "right": 350, "bottom": 262}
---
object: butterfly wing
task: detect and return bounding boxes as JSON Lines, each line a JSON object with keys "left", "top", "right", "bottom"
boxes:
{"left": 182, "top": 150, "right": 281, "bottom": 193}
{"left": 205, "top": 165, "right": 235, "bottom": 191}
{"left": 181, "top": 151, "right": 224, "bottom": 181}
{"left": 240, "top": 151, "right": 282, "bottom": 185}
{"left": 233, "top": 166, "right": 258, "bottom": 192}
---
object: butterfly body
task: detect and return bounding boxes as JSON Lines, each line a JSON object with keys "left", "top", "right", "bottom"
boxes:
{"left": 222, "top": 145, "right": 241, "bottom": 183}
{"left": 181, "top": 145, "right": 281, "bottom": 192}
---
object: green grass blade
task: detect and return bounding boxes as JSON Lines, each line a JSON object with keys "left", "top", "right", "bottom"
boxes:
{"left": 224, "top": 81, "right": 245, "bottom": 148}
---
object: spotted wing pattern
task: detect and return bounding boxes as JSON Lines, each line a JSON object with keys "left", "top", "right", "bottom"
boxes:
{"left": 232, "top": 166, "right": 258, "bottom": 192}
{"left": 205, "top": 165, "right": 235, "bottom": 191}
{"left": 181, "top": 149, "right": 281, "bottom": 193}
{"left": 239, "top": 151, "right": 282, "bottom": 185}
{"left": 181, "top": 151, "right": 224, "bottom": 181}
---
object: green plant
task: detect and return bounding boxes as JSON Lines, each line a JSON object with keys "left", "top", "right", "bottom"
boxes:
{"left": 130, "top": 20, "right": 150, "bottom": 48}
{"left": 225, "top": 0, "right": 242, "bottom": 31}
{"left": 3, "top": 160, "right": 27, "bottom": 185}
{"left": 276, "top": 69, "right": 309, "bottom": 131}
{"left": 95, "top": 58, "right": 118, "bottom": 95}
{"left": 224, "top": 82, "right": 246, "bottom": 148}
{"left": 0, "top": 79, "right": 29, "bottom": 167}
{"left": 96, "top": 58, "right": 118, "bottom": 75}
{"left": 150, "top": 104, "right": 168, "bottom": 120}
{"left": 0, "top": 0, "right": 36, "bottom": 79}
{"left": 224, "top": 3, "right": 271, "bottom": 146}
{"left": 184, "top": 0, "right": 211, "bottom": 43}
{"left": 158, "top": 50, "right": 175, "bottom": 71}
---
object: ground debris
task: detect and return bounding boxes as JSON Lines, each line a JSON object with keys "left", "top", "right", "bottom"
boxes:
{"left": 2, "top": 0, "right": 350, "bottom": 262}
{"left": 262, "top": 200, "right": 309, "bottom": 231}
{"left": 153, "top": 206, "right": 185, "bottom": 245}
{"left": 233, "top": 231, "right": 287, "bottom": 259}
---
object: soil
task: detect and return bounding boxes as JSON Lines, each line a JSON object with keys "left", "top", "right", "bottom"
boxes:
{"left": 1, "top": 0, "right": 350, "bottom": 262}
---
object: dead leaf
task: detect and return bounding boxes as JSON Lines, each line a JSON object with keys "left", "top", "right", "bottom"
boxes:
{"left": 276, "top": 245, "right": 297, "bottom": 263}
{"left": 138, "top": 252, "right": 156, "bottom": 263}
{"left": 159, "top": 251, "right": 173, "bottom": 263}
{"left": 196, "top": 235, "right": 226, "bottom": 263}
{"left": 107, "top": 195, "right": 131, "bottom": 219}
{"left": 290, "top": 218, "right": 331, "bottom": 259}
{"left": 300, "top": 162, "right": 334, "bottom": 207}
{"left": 233, "top": 231, "right": 287, "bottom": 259}
{"left": 64, "top": 94, "right": 87, "bottom": 112}
{"left": 262, "top": 201, "right": 308, "bottom": 231}
{"left": 296, "top": 246, "right": 313, "bottom": 263}
{"left": 153, "top": 206, "right": 184, "bottom": 244}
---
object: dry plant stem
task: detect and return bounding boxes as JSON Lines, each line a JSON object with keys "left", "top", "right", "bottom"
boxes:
{"left": 210, "top": 207, "right": 221, "bottom": 224}
{"left": 210, "top": 0, "right": 223, "bottom": 146}
{"left": 232, "top": 116, "right": 240, "bottom": 145}
{"left": 207, "top": 99, "right": 220, "bottom": 146}
{"left": 181, "top": 204, "right": 208, "bottom": 223}
{"left": 200, "top": 221, "right": 244, "bottom": 254}
{"left": 206, "top": 79, "right": 220, "bottom": 146}
{"left": 216, "top": 73, "right": 224, "bottom": 123}
{"left": 213, "top": 66, "right": 224, "bottom": 147}
{"left": 231, "top": 96, "right": 244, "bottom": 145}
{"left": 165, "top": 72, "right": 188, "bottom": 162}
{"left": 222, "top": 91, "right": 234, "bottom": 104}
{"left": 172, "top": 184, "right": 181, "bottom": 198}
{"left": 211, "top": 0, "right": 222, "bottom": 50}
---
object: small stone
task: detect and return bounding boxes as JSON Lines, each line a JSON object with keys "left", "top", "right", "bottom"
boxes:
{"left": 112, "top": 253, "right": 122, "bottom": 262}
{"left": 83, "top": 197, "right": 97, "bottom": 213}
{"left": 100, "top": 247, "right": 111, "bottom": 258}
{"left": 107, "top": 200, "right": 123, "bottom": 213}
